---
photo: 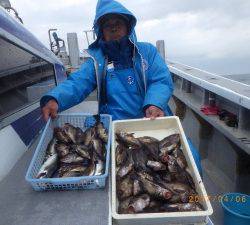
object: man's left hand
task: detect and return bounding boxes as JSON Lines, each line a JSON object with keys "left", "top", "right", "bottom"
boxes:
{"left": 145, "top": 105, "right": 164, "bottom": 119}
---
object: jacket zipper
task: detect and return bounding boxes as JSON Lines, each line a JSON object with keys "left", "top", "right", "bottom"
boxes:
{"left": 129, "top": 34, "right": 147, "bottom": 94}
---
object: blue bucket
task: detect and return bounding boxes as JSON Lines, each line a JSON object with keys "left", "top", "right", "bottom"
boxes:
{"left": 221, "top": 193, "right": 250, "bottom": 225}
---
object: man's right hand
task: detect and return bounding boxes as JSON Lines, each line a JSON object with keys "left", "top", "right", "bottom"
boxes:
{"left": 41, "top": 99, "right": 58, "bottom": 121}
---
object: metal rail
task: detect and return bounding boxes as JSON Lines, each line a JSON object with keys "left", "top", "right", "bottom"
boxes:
{"left": 167, "top": 61, "right": 250, "bottom": 110}
{"left": 167, "top": 61, "right": 250, "bottom": 154}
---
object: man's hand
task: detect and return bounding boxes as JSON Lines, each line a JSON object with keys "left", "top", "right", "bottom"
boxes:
{"left": 145, "top": 105, "right": 164, "bottom": 119}
{"left": 41, "top": 99, "right": 58, "bottom": 121}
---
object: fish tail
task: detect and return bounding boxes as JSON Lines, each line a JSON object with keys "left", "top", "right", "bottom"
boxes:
{"left": 93, "top": 114, "right": 100, "bottom": 123}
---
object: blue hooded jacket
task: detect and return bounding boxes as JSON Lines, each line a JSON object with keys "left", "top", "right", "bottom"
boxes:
{"left": 40, "top": 0, "right": 202, "bottom": 175}
{"left": 41, "top": 0, "right": 174, "bottom": 120}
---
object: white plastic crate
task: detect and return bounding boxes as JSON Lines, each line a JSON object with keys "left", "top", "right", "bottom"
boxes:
{"left": 26, "top": 113, "right": 111, "bottom": 191}
{"left": 111, "top": 116, "right": 213, "bottom": 225}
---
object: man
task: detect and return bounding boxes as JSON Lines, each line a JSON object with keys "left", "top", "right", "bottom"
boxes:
{"left": 40, "top": 0, "right": 202, "bottom": 175}
{"left": 41, "top": 0, "right": 173, "bottom": 121}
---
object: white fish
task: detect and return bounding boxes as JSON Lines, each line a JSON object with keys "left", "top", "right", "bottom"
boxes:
{"left": 94, "top": 160, "right": 104, "bottom": 176}
{"left": 36, "top": 154, "right": 58, "bottom": 179}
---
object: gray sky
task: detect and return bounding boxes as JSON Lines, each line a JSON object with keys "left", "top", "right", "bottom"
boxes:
{"left": 11, "top": 0, "right": 250, "bottom": 75}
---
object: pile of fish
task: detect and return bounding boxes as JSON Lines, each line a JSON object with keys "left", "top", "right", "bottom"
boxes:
{"left": 115, "top": 132, "right": 203, "bottom": 214}
{"left": 36, "top": 116, "right": 108, "bottom": 179}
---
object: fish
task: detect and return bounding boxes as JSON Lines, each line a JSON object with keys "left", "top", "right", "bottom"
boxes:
{"left": 169, "top": 192, "right": 190, "bottom": 203}
{"left": 159, "top": 134, "right": 180, "bottom": 149}
{"left": 136, "top": 171, "right": 154, "bottom": 182}
{"left": 185, "top": 168, "right": 195, "bottom": 189}
{"left": 94, "top": 115, "right": 108, "bottom": 143}
{"left": 138, "top": 174, "right": 172, "bottom": 200}
{"left": 131, "top": 148, "right": 148, "bottom": 171}
{"left": 116, "top": 145, "right": 128, "bottom": 166}
{"left": 164, "top": 182, "right": 191, "bottom": 193}
{"left": 63, "top": 123, "right": 77, "bottom": 143}
{"left": 133, "top": 179, "right": 142, "bottom": 196}
{"left": 72, "top": 144, "right": 91, "bottom": 159}
{"left": 161, "top": 173, "right": 173, "bottom": 183}
{"left": 96, "top": 123, "right": 108, "bottom": 143}
{"left": 161, "top": 203, "right": 203, "bottom": 212}
{"left": 115, "top": 132, "right": 200, "bottom": 214}
{"left": 158, "top": 182, "right": 192, "bottom": 203}
{"left": 127, "top": 194, "right": 150, "bottom": 213}
{"left": 117, "top": 152, "right": 134, "bottom": 179}
{"left": 45, "top": 138, "right": 57, "bottom": 159}
{"left": 144, "top": 142, "right": 160, "bottom": 161}
{"left": 160, "top": 144, "right": 178, "bottom": 157}
{"left": 137, "top": 136, "right": 159, "bottom": 145}
{"left": 159, "top": 152, "right": 169, "bottom": 163}
{"left": 59, "top": 164, "right": 86, "bottom": 177}
{"left": 36, "top": 154, "right": 58, "bottom": 178}
{"left": 58, "top": 164, "right": 70, "bottom": 174}
{"left": 175, "top": 149, "right": 187, "bottom": 169}
{"left": 94, "top": 159, "right": 104, "bottom": 176}
{"left": 144, "top": 200, "right": 163, "bottom": 213}
{"left": 116, "top": 132, "right": 142, "bottom": 148}
{"left": 38, "top": 120, "right": 109, "bottom": 179}
{"left": 60, "top": 153, "right": 85, "bottom": 164}
{"left": 147, "top": 160, "right": 166, "bottom": 171}
{"left": 118, "top": 197, "right": 133, "bottom": 214}
{"left": 166, "top": 155, "right": 178, "bottom": 173}
{"left": 117, "top": 176, "right": 133, "bottom": 200}
{"left": 83, "top": 127, "right": 95, "bottom": 146}
{"left": 138, "top": 136, "right": 160, "bottom": 160}
{"left": 75, "top": 127, "right": 86, "bottom": 144}
{"left": 83, "top": 162, "right": 96, "bottom": 176}
{"left": 55, "top": 143, "right": 70, "bottom": 158}
{"left": 54, "top": 127, "right": 71, "bottom": 143}
{"left": 64, "top": 164, "right": 85, "bottom": 172}
{"left": 92, "top": 138, "right": 105, "bottom": 160}
{"left": 175, "top": 167, "right": 195, "bottom": 189}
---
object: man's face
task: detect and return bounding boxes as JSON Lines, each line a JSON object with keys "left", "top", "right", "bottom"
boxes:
{"left": 102, "top": 16, "right": 128, "bottom": 41}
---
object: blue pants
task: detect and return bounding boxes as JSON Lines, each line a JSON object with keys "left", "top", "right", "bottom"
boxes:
{"left": 187, "top": 138, "right": 203, "bottom": 177}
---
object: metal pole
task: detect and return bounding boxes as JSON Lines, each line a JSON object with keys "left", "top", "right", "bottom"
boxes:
{"left": 156, "top": 40, "right": 166, "bottom": 60}
{"left": 67, "top": 33, "right": 80, "bottom": 69}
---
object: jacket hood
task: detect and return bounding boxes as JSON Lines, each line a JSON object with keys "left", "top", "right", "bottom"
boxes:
{"left": 89, "top": 0, "right": 137, "bottom": 49}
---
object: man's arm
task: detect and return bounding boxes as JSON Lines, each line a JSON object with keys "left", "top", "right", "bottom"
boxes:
{"left": 40, "top": 59, "right": 97, "bottom": 120}
{"left": 143, "top": 43, "right": 174, "bottom": 117}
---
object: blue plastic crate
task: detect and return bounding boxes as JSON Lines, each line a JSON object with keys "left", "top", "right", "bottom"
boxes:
{"left": 25, "top": 113, "right": 112, "bottom": 191}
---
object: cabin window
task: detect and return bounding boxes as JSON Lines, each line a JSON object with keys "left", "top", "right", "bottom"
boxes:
{"left": 0, "top": 38, "right": 56, "bottom": 121}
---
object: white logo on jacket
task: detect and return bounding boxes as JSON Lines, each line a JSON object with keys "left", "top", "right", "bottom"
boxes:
{"left": 127, "top": 76, "right": 134, "bottom": 85}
